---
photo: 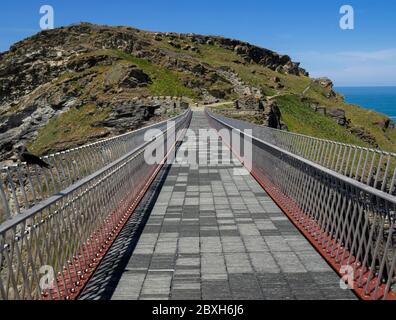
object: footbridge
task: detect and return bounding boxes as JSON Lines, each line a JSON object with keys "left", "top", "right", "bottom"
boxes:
{"left": 0, "top": 106, "right": 395, "bottom": 300}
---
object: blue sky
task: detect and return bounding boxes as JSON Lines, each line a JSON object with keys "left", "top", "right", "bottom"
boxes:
{"left": 0, "top": 0, "right": 395, "bottom": 86}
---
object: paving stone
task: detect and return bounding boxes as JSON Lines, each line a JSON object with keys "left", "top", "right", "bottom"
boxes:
{"left": 88, "top": 110, "right": 356, "bottom": 301}
{"left": 229, "top": 274, "right": 264, "bottom": 299}
{"left": 272, "top": 251, "right": 307, "bottom": 273}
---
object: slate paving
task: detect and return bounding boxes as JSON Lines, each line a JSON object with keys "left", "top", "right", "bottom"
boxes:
{"left": 81, "top": 109, "right": 356, "bottom": 300}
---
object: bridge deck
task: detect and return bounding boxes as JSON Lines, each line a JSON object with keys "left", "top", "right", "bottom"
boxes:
{"left": 80, "top": 110, "right": 356, "bottom": 300}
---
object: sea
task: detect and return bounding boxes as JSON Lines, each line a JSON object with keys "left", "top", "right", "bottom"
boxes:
{"left": 335, "top": 86, "right": 396, "bottom": 121}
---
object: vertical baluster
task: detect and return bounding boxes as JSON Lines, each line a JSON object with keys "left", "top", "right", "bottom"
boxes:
{"left": 373, "top": 153, "right": 384, "bottom": 189}
{"left": 14, "top": 166, "right": 30, "bottom": 210}
{"left": 25, "top": 165, "right": 39, "bottom": 206}
{"left": 389, "top": 166, "right": 396, "bottom": 195}
{"left": 330, "top": 143, "right": 340, "bottom": 170}
{"left": 367, "top": 151, "right": 378, "bottom": 187}
{"left": 360, "top": 149, "right": 371, "bottom": 184}
{"left": 343, "top": 146, "right": 353, "bottom": 176}
{"left": 53, "top": 153, "right": 67, "bottom": 190}
{"left": 380, "top": 155, "right": 391, "bottom": 192}
{"left": 349, "top": 146, "right": 358, "bottom": 178}
{"left": 354, "top": 148, "right": 364, "bottom": 181}
{"left": 0, "top": 180, "right": 11, "bottom": 220}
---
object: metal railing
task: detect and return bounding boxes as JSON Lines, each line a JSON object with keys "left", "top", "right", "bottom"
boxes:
{"left": 209, "top": 111, "right": 396, "bottom": 196}
{"left": 0, "top": 111, "right": 187, "bottom": 223}
{"left": 0, "top": 109, "right": 191, "bottom": 300}
{"left": 207, "top": 109, "right": 396, "bottom": 300}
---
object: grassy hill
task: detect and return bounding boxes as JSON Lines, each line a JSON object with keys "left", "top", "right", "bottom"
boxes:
{"left": 0, "top": 23, "right": 395, "bottom": 162}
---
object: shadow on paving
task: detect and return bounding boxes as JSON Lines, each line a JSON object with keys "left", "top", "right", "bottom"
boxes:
{"left": 78, "top": 163, "right": 173, "bottom": 300}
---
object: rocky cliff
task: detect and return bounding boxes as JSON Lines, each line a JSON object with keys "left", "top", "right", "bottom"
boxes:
{"left": 1, "top": 22, "right": 395, "bottom": 163}
{"left": 0, "top": 23, "right": 310, "bottom": 162}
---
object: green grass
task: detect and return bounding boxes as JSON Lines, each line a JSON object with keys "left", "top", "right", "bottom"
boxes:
{"left": 275, "top": 95, "right": 366, "bottom": 145}
{"left": 197, "top": 44, "right": 396, "bottom": 152}
{"left": 26, "top": 49, "right": 200, "bottom": 156}
{"left": 197, "top": 44, "right": 336, "bottom": 99}
{"left": 155, "top": 37, "right": 203, "bottom": 57}
{"left": 198, "top": 44, "right": 244, "bottom": 65}
{"left": 211, "top": 102, "right": 235, "bottom": 109}
{"left": 342, "top": 102, "right": 396, "bottom": 152}
{"left": 23, "top": 44, "right": 396, "bottom": 156}
{"left": 28, "top": 104, "right": 111, "bottom": 155}
{"left": 111, "top": 50, "right": 199, "bottom": 99}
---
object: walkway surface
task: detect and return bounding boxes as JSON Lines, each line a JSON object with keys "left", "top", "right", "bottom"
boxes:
{"left": 80, "top": 109, "right": 356, "bottom": 300}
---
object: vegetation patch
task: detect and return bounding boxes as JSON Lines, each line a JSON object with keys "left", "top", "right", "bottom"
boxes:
{"left": 275, "top": 95, "right": 366, "bottom": 145}
{"left": 111, "top": 50, "right": 199, "bottom": 99}
{"left": 28, "top": 104, "right": 111, "bottom": 155}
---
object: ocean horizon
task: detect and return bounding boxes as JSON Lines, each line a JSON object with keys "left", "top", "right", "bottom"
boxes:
{"left": 335, "top": 86, "right": 396, "bottom": 121}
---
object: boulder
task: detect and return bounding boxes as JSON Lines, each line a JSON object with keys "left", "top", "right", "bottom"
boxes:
{"left": 349, "top": 127, "right": 377, "bottom": 147}
{"left": 262, "top": 100, "right": 282, "bottom": 129}
{"left": 153, "top": 33, "right": 162, "bottom": 41}
{"left": 67, "top": 54, "right": 119, "bottom": 72}
{"left": 105, "top": 64, "right": 151, "bottom": 89}
{"left": 314, "top": 77, "right": 336, "bottom": 98}
{"left": 121, "top": 67, "right": 151, "bottom": 87}
{"left": 326, "top": 108, "right": 347, "bottom": 126}
{"left": 208, "top": 89, "right": 228, "bottom": 99}
{"left": 233, "top": 96, "right": 282, "bottom": 129}
{"left": 191, "top": 64, "right": 207, "bottom": 75}
{"left": 167, "top": 41, "right": 181, "bottom": 49}
{"left": 235, "top": 95, "right": 263, "bottom": 110}
{"left": 271, "top": 76, "right": 280, "bottom": 83}
{"left": 373, "top": 118, "right": 395, "bottom": 131}
{"left": 234, "top": 45, "right": 248, "bottom": 55}
{"left": 190, "top": 46, "right": 199, "bottom": 52}
{"left": 316, "top": 106, "right": 326, "bottom": 115}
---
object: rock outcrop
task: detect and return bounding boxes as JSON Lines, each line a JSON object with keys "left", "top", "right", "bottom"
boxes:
{"left": 326, "top": 108, "right": 348, "bottom": 126}
{"left": 183, "top": 34, "right": 308, "bottom": 76}
{"left": 373, "top": 118, "right": 395, "bottom": 131}
{"left": 0, "top": 22, "right": 316, "bottom": 162}
{"left": 217, "top": 67, "right": 263, "bottom": 98}
{"left": 349, "top": 127, "right": 377, "bottom": 147}
{"left": 235, "top": 95, "right": 264, "bottom": 110}
{"left": 97, "top": 96, "right": 187, "bottom": 132}
{"left": 234, "top": 96, "right": 283, "bottom": 129}
{"left": 314, "top": 78, "right": 336, "bottom": 99}
{"left": 310, "top": 103, "right": 349, "bottom": 127}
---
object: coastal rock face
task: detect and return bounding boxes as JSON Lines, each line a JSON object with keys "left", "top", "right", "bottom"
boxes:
{"left": 373, "top": 118, "right": 395, "bottom": 131}
{"left": 190, "top": 35, "right": 308, "bottom": 76}
{"left": 0, "top": 22, "right": 341, "bottom": 163}
{"left": 310, "top": 103, "right": 349, "bottom": 127}
{"left": 263, "top": 100, "right": 282, "bottom": 129}
{"left": 235, "top": 95, "right": 264, "bottom": 110}
{"left": 217, "top": 67, "right": 263, "bottom": 98}
{"left": 104, "top": 64, "right": 152, "bottom": 89}
{"left": 349, "top": 127, "right": 377, "bottom": 147}
{"left": 158, "top": 30, "right": 308, "bottom": 76}
{"left": 96, "top": 97, "right": 186, "bottom": 132}
{"left": 326, "top": 108, "right": 348, "bottom": 126}
{"left": 314, "top": 77, "right": 336, "bottom": 99}
{"left": 234, "top": 96, "right": 283, "bottom": 129}
{"left": 0, "top": 23, "right": 306, "bottom": 103}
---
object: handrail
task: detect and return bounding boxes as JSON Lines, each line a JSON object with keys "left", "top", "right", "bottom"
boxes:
{"left": 0, "top": 134, "right": 156, "bottom": 235}
{"left": 206, "top": 108, "right": 396, "bottom": 300}
{"left": 208, "top": 109, "right": 396, "bottom": 195}
{"left": 0, "top": 109, "right": 189, "bottom": 222}
{"left": 206, "top": 109, "right": 396, "bottom": 205}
